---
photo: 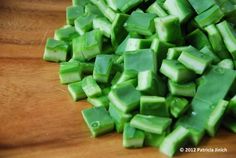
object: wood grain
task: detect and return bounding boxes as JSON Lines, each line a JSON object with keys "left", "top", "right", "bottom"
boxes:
{"left": 0, "top": 0, "right": 235, "bottom": 158}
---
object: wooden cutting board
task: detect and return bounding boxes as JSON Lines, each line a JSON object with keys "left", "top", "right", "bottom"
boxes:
{"left": 0, "top": 0, "right": 235, "bottom": 158}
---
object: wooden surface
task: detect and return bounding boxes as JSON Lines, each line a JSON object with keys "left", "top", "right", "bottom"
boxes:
{"left": 0, "top": 0, "right": 235, "bottom": 158}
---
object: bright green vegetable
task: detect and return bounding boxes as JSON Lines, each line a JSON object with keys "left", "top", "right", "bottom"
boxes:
{"left": 54, "top": 26, "right": 79, "bottom": 43}
{"left": 124, "top": 11, "right": 156, "bottom": 36}
{"left": 150, "top": 37, "right": 174, "bottom": 68}
{"left": 59, "top": 62, "right": 82, "bottom": 84}
{"left": 178, "top": 48, "right": 213, "bottom": 74}
{"left": 116, "top": 0, "right": 143, "bottom": 13}
{"left": 154, "top": 15, "right": 183, "bottom": 44}
{"left": 93, "top": 17, "right": 112, "bottom": 38}
{"left": 200, "top": 46, "right": 220, "bottom": 64}
{"left": 130, "top": 114, "right": 172, "bottom": 134}
{"left": 82, "top": 106, "right": 114, "bottom": 137}
{"left": 167, "top": 96, "right": 189, "bottom": 118}
{"left": 160, "top": 59, "right": 196, "bottom": 83}
{"left": 205, "top": 24, "right": 231, "bottom": 59}
{"left": 160, "top": 126, "right": 190, "bottom": 157}
{"left": 108, "top": 83, "right": 141, "bottom": 113}
{"left": 140, "top": 96, "right": 169, "bottom": 117}
{"left": 87, "top": 95, "right": 109, "bottom": 109}
{"left": 188, "top": 0, "right": 215, "bottom": 14}
{"left": 93, "top": 54, "right": 113, "bottom": 83}
{"left": 90, "top": 0, "right": 116, "bottom": 22}
{"left": 73, "top": 29, "right": 103, "bottom": 61}
{"left": 44, "top": 1, "right": 236, "bottom": 157}
{"left": 66, "top": 6, "right": 84, "bottom": 25}
{"left": 124, "top": 49, "right": 157, "bottom": 73}
{"left": 194, "top": 5, "right": 224, "bottom": 28}
{"left": 109, "top": 103, "right": 133, "bottom": 133}
{"left": 137, "top": 70, "right": 166, "bottom": 96}
{"left": 217, "top": 20, "right": 236, "bottom": 59}
{"left": 146, "top": 1, "right": 168, "bottom": 17}
{"left": 82, "top": 75, "right": 102, "bottom": 97}
{"left": 115, "top": 37, "right": 151, "bottom": 55}
{"left": 144, "top": 132, "right": 166, "bottom": 147}
{"left": 168, "top": 80, "right": 196, "bottom": 97}
{"left": 163, "top": 0, "right": 193, "bottom": 23}
{"left": 206, "top": 100, "right": 228, "bottom": 137}
{"left": 218, "top": 59, "right": 235, "bottom": 69}
{"left": 186, "top": 29, "right": 212, "bottom": 49}
{"left": 43, "top": 38, "right": 69, "bottom": 62}
{"left": 74, "top": 13, "right": 95, "bottom": 35}
{"left": 68, "top": 81, "right": 87, "bottom": 101}
{"left": 111, "top": 13, "right": 129, "bottom": 47}
{"left": 123, "top": 123, "right": 145, "bottom": 148}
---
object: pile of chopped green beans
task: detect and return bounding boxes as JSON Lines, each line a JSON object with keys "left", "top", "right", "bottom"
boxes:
{"left": 43, "top": 0, "right": 236, "bottom": 157}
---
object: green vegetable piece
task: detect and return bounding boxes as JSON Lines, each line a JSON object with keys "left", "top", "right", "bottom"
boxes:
{"left": 90, "top": 0, "right": 116, "bottom": 22}
{"left": 140, "top": 96, "right": 169, "bottom": 117}
{"left": 74, "top": 13, "right": 95, "bottom": 35}
{"left": 167, "top": 96, "right": 189, "bottom": 118}
{"left": 43, "top": 38, "right": 68, "bottom": 62}
{"left": 82, "top": 76, "right": 102, "bottom": 97}
{"left": 178, "top": 48, "right": 213, "bottom": 74}
{"left": 105, "top": 0, "right": 119, "bottom": 11}
{"left": 146, "top": 1, "right": 168, "bottom": 17}
{"left": 124, "top": 11, "right": 156, "bottom": 36}
{"left": 205, "top": 24, "right": 231, "bottom": 59}
{"left": 166, "top": 46, "right": 190, "bottom": 60}
{"left": 123, "top": 123, "right": 145, "bottom": 148}
{"left": 87, "top": 95, "right": 109, "bottom": 109}
{"left": 215, "top": 0, "right": 236, "bottom": 15}
{"left": 163, "top": 0, "right": 193, "bottom": 23}
{"left": 150, "top": 37, "right": 175, "bottom": 69}
{"left": 116, "top": 36, "right": 151, "bottom": 55}
{"left": 115, "top": 70, "right": 137, "bottom": 85}
{"left": 124, "top": 49, "right": 157, "bottom": 73}
{"left": 93, "top": 17, "right": 112, "bottom": 38}
{"left": 72, "top": 0, "right": 90, "bottom": 6}
{"left": 112, "top": 78, "right": 137, "bottom": 89}
{"left": 111, "top": 13, "right": 129, "bottom": 47}
{"left": 68, "top": 81, "right": 87, "bottom": 101}
{"left": 186, "top": 29, "right": 212, "bottom": 49}
{"left": 66, "top": 5, "right": 84, "bottom": 25}
{"left": 195, "top": 5, "right": 224, "bottom": 28}
{"left": 54, "top": 26, "right": 79, "bottom": 43}
{"left": 218, "top": 59, "right": 235, "bottom": 69}
{"left": 154, "top": 15, "right": 183, "bottom": 44}
{"left": 117, "top": 0, "right": 143, "bottom": 13}
{"left": 59, "top": 62, "right": 82, "bottom": 84}
{"left": 200, "top": 46, "right": 220, "bottom": 64}
{"left": 176, "top": 66, "right": 236, "bottom": 136}
{"left": 217, "top": 20, "right": 236, "bottom": 59}
{"left": 188, "top": 0, "right": 215, "bottom": 14}
{"left": 73, "top": 29, "right": 103, "bottom": 61}
{"left": 93, "top": 54, "right": 113, "bottom": 83}
{"left": 82, "top": 107, "right": 114, "bottom": 137}
{"left": 130, "top": 114, "right": 172, "bottom": 134}
{"left": 108, "top": 83, "right": 141, "bottom": 113}
{"left": 160, "top": 59, "right": 196, "bottom": 83}
{"left": 84, "top": 3, "right": 103, "bottom": 16}
{"left": 168, "top": 80, "right": 196, "bottom": 97}
{"left": 223, "top": 115, "right": 236, "bottom": 133}
{"left": 144, "top": 132, "right": 166, "bottom": 147}
{"left": 206, "top": 100, "right": 228, "bottom": 137}
{"left": 109, "top": 104, "right": 133, "bottom": 133}
{"left": 137, "top": 70, "right": 167, "bottom": 96}
{"left": 228, "top": 95, "right": 236, "bottom": 117}
{"left": 160, "top": 126, "right": 190, "bottom": 157}
{"left": 188, "top": 128, "right": 205, "bottom": 146}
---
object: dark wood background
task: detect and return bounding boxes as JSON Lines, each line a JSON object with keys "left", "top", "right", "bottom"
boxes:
{"left": 0, "top": 0, "right": 235, "bottom": 157}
